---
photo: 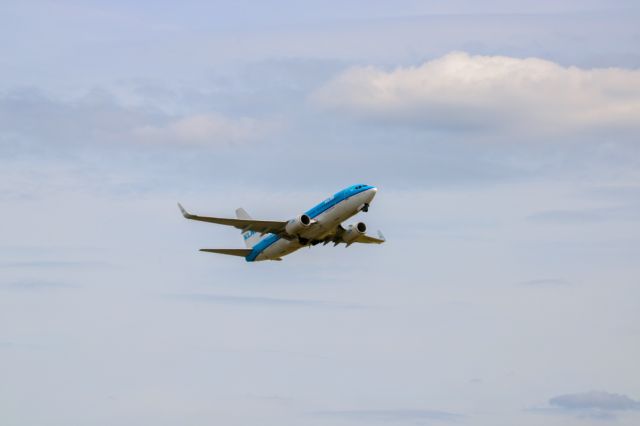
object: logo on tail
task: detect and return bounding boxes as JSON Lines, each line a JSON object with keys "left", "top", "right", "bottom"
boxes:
{"left": 236, "top": 208, "right": 262, "bottom": 248}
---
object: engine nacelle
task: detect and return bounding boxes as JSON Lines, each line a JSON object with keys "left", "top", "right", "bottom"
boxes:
{"left": 342, "top": 222, "right": 367, "bottom": 244}
{"left": 285, "top": 214, "right": 312, "bottom": 236}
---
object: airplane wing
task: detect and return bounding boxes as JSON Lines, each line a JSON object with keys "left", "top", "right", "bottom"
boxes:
{"left": 178, "top": 203, "right": 288, "bottom": 235}
{"left": 353, "top": 231, "right": 386, "bottom": 244}
{"left": 321, "top": 226, "right": 386, "bottom": 246}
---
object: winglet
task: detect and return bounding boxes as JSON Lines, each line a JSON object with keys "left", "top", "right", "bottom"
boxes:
{"left": 177, "top": 202, "right": 190, "bottom": 218}
{"left": 377, "top": 230, "right": 386, "bottom": 242}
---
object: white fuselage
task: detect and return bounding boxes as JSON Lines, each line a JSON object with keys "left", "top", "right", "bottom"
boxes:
{"left": 252, "top": 187, "right": 376, "bottom": 261}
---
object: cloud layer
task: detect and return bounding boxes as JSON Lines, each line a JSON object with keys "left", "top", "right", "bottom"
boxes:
{"left": 543, "top": 391, "right": 640, "bottom": 420}
{"left": 134, "top": 113, "right": 279, "bottom": 146}
{"left": 315, "top": 409, "right": 460, "bottom": 423}
{"left": 550, "top": 391, "right": 640, "bottom": 412}
{"left": 312, "top": 52, "right": 640, "bottom": 135}
{"left": 0, "top": 88, "right": 280, "bottom": 151}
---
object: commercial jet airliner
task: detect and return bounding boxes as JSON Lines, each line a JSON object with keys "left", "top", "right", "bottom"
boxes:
{"left": 178, "top": 184, "right": 385, "bottom": 261}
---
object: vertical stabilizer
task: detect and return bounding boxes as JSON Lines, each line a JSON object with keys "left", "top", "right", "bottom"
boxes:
{"left": 235, "top": 208, "right": 251, "bottom": 220}
{"left": 236, "top": 208, "right": 261, "bottom": 248}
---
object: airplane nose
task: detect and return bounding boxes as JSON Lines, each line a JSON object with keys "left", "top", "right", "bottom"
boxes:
{"left": 368, "top": 186, "right": 377, "bottom": 201}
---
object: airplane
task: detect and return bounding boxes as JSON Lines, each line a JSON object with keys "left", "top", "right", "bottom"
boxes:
{"left": 178, "top": 184, "right": 385, "bottom": 262}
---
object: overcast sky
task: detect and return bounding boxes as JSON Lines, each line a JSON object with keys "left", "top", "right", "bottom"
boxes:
{"left": 1, "top": 1, "right": 640, "bottom": 425}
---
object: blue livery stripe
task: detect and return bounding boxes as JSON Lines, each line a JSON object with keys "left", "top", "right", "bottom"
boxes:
{"left": 245, "top": 233, "right": 279, "bottom": 261}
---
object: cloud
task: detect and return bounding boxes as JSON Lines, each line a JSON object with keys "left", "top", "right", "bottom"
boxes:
{"left": 315, "top": 409, "right": 460, "bottom": 423}
{"left": 537, "top": 391, "right": 640, "bottom": 420}
{"left": 311, "top": 52, "right": 640, "bottom": 135}
{"left": 550, "top": 391, "right": 640, "bottom": 412}
{"left": 133, "top": 112, "right": 280, "bottom": 145}
{"left": 0, "top": 87, "right": 151, "bottom": 149}
{"left": 0, "top": 88, "right": 279, "bottom": 152}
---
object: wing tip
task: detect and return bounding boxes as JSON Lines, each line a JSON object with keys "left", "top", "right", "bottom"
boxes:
{"left": 177, "top": 202, "right": 189, "bottom": 218}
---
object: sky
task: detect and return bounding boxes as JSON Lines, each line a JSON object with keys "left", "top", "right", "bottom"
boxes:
{"left": 1, "top": 1, "right": 640, "bottom": 425}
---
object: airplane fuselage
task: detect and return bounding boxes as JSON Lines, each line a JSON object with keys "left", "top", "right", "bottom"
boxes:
{"left": 246, "top": 185, "right": 377, "bottom": 261}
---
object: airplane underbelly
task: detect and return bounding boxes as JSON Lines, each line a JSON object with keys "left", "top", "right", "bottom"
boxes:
{"left": 259, "top": 238, "right": 300, "bottom": 260}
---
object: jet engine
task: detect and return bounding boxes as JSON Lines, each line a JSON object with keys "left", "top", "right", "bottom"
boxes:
{"left": 342, "top": 222, "right": 366, "bottom": 244}
{"left": 285, "top": 214, "right": 312, "bottom": 236}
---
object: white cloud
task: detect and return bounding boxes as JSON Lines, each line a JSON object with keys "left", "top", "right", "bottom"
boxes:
{"left": 312, "top": 52, "right": 640, "bottom": 135}
{"left": 133, "top": 113, "right": 279, "bottom": 145}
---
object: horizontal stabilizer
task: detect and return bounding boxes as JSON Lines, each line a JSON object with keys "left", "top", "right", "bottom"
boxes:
{"left": 200, "top": 248, "right": 252, "bottom": 257}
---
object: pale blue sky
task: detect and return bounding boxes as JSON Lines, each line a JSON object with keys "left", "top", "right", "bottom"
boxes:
{"left": 1, "top": 1, "right": 640, "bottom": 425}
